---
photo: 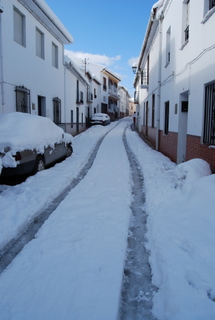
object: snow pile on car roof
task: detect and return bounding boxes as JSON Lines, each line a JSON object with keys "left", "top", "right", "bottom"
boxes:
{"left": 0, "top": 112, "right": 73, "bottom": 155}
{"left": 0, "top": 112, "right": 73, "bottom": 172}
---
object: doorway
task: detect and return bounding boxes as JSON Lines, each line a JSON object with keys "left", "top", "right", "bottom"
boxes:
{"left": 177, "top": 91, "right": 189, "bottom": 163}
{"left": 76, "top": 107, "right": 79, "bottom": 132}
{"left": 38, "top": 96, "right": 46, "bottom": 117}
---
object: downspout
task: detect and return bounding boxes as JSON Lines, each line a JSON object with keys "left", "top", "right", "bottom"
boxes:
{"left": 155, "top": 12, "right": 164, "bottom": 151}
{"left": 0, "top": 2, "right": 4, "bottom": 113}
{"left": 64, "top": 66, "right": 67, "bottom": 132}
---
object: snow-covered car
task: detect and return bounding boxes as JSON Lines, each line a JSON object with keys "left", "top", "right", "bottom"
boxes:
{"left": 90, "top": 113, "right": 110, "bottom": 126}
{"left": 0, "top": 112, "right": 73, "bottom": 177}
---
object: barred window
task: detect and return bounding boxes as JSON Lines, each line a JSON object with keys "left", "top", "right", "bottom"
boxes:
{"left": 203, "top": 82, "right": 215, "bottom": 145}
{"left": 164, "top": 101, "right": 169, "bottom": 135}
{"left": 15, "top": 86, "right": 30, "bottom": 113}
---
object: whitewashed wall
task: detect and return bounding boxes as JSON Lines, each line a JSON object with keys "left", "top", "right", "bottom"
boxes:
{"left": 0, "top": 0, "right": 66, "bottom": 121}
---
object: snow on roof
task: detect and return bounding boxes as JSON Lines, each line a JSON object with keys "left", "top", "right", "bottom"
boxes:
{"left": 151, "top": 0, "right": 164, "bottom": 12}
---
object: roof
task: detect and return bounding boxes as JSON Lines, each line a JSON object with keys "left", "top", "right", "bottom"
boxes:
{"left": 102, "top": 68, "right": 121, "bottom": 82}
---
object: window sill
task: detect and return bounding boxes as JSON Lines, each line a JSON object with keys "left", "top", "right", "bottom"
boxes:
{"left": 202, "top": 7, "right": 215, "bottom": 24}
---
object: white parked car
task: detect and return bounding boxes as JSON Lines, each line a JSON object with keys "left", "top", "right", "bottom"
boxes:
{"left": 90, "top": 113, "right": 110, "bottom": 126}
{"left": 0, "top": 112, "right": 73, "bottom": 177}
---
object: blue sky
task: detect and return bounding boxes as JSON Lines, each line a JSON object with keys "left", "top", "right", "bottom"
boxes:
{"left": 45, "top": 0, "right": 156, "bottom": 96}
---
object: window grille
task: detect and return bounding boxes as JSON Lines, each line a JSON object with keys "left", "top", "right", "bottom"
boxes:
{"left": 203, "top": 82, "right": 215, "bottom": 145}
{"left": 164, "top": 101, "right": 169, "bottom": 135}
{"left": 141, "top": 70, "right": 148, "bottom": 86}
{"left": 15, "top": 86, "right": 30, "bottom": 113}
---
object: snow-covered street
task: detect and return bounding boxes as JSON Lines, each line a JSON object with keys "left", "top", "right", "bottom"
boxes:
{"left": 0, "top": 117, "right": 215, "bottom": 320}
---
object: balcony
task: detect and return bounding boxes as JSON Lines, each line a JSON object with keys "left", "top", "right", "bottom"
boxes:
{"left": 87, "top": 92, "right": 93, "bottom": 103}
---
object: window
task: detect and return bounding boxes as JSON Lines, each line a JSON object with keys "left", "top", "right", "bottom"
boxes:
{"left": 94, "top": 88, "right": 97, "bottom": 98}
{"left": 164, "top": 101, "right": 169, "bottom": 135}
{"left": 71, "top": 110, "right": 73, "bottom": 128}
{"left": 13, "top": 7, "right": 26, "bottom": 46}
{"left": 147, "top": 55, "right": 150, "bottom": 85}
{"left": 152, "top": 94, "right": 155, "bottom": 128}
{"left": 76, "top": 80, "right": 79, "bottom": 103}
{"left": 15, "top": 86, "right": 30, "bottom": 113}
{"left": 53, "top": 97, "right": 61, "bottom": 123}
{"left": 36, "top": 28, "right": 44, "bottom": 59}
{"left": 81, "top": 113, "right": 84, "bottom": 127}
{"left": 52, "top": 42, "right": 58, "bottom": 68}
{"left": 182, "top": 0, "right": 190, "bottom": 44}
{"left": 134, "top": 91, "right": 139, "bottom": 104}
{"left": 166, "top": 27, "right": 171, "bottom": 65}
{"left": 203, "top": 82, "right": 215, "bottom": 145}
{"left": 108, "top": 79, "right": 113, "bottom": 90}
{"left": 203, "top": 0, "right": 215, "bottom": 21}
{"left": 209, "top": 0, "right": 215, "bottom": 10}
{"left": 80, "top": 91, "right": 84, "bottom": 104}
{"left": 103, "top": 77, "right": 107, "bottom": 91}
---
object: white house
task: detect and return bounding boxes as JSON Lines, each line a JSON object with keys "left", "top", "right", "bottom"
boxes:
{"left": 88, "top": 63, "right": 121, "bottom": 121}
{"left": 85, "top": 69, "right": 101, "bottom": 124}
{"left": 118, "top": 85, "right": 130, "bottom": 118}
{"left": 64, "top": 59, "right": 89, "bottom": 135}
{"left": 0, "top": 0, "right": 74, "bottom": 126}
{"left": 134, "top": 0, "right": 215, "bottom": 172}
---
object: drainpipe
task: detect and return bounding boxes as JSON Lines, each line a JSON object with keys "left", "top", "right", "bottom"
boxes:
{"left": 155, "top": 12, "right": 164, "bottom": 151}
{"left": 0, "top": 2, "right": 4, "bottom": 113}
{"left": 64, "top": 66, "right": 67, "bottom": 132}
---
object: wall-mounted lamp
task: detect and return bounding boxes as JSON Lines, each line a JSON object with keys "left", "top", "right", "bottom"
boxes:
{"left": 132, "top": 63, "right": 138, "bottom": 74}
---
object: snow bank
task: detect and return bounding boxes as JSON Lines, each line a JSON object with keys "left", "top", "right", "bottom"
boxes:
{"left": 126, "top": 127, "right": 215, "bottom": 320}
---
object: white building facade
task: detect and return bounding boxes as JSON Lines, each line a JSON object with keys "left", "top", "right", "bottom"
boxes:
{"left": 118, "top": 86, "right": 130, "bottom": 118}
{"left": 0, "top": 0, "right": 73, "bottom": 122}
{"left": 0, "top": 0, "right": 128, "bottom": 137}
{"left": 134, "top": 0, "right": 215, "bottom": 172}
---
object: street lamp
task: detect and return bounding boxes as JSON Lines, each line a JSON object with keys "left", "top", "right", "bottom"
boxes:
{"left": 132, "top": 63, "right": 138, "bottom": 74}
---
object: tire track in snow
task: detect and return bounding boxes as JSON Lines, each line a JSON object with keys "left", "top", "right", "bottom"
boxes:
{"left": 119, "top": 126, "right": 157, "bottom": 320}
{"left": 0, "top": 123, "right": 119, "bottom": 274}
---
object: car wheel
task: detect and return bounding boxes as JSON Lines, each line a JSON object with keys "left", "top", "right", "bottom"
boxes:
{"left": 33, "top": 156, "right": 45, "bottom": 173}
{"left": 66, "top": 144, "right": 73, "bottom": 157}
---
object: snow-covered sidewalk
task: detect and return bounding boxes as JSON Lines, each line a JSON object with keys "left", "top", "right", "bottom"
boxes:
{"left": 0, "top": 117, "right": 215, "bottom": 320}
{"left": 126, "top": 127, "right": 215, "bottom": 320}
